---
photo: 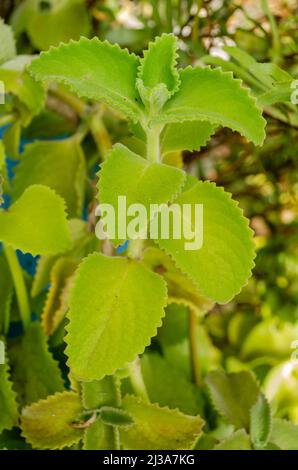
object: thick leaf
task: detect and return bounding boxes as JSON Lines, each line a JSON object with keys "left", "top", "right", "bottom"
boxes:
{"left": 83, "top": 420, "right": 115, "bottom": 450}
{"left": 29, "top": 37, "right": 142, "bottom": 122}
{"left": 21, "top": 391, "right": 83, "bottom": 449}
{"left": 41, "top": 257, "right": 77, "bottom": 336}
{"left": 138, "top": 34, "right": 179, "bottom": 96}
{"left": 3, "top": 121, "right": 21, "bottom": 159}
{"left": 155, "top": 67, "right": 266, "bottom": 145}
{"left": 120, "top": 395, "right": 204, "bottom": 450}
{"left": 215, "top": 429, "right": 251, "bottom": 450}
{"left": 141, "top": 353, "right": 204, "bottom": 415}
{"left": 0, "top": 344, "right": 18, "bottom": 433}
{"left": 270, "top": 418, "right": 298, "bottom": 450}
{"left": 137, "top": 34, "right": 180, "bottom": 110}
{"left": 65, "top": 253, "right": 167, "bottom": 381}
{"left": 12, "top": 0, "right": 91, "bottom": 50}
{"left": 155, "top": 180, "right": 255, "bottom": 304}
{"left": 250, "top": 393, "right": 272, "bottom": 449}
{"left": 98, "top": 143, "right": 186, "bottom": 245}
{"left": 8, "top": 322, "right": 64, "bottom": 406}
{"left": 100, "top": 407, "right": 134, "bottom": 427}
{"left": 0, "top": 255, "right": 13, "bottom": 334}
{"left": 206, "top": 370, "right": 260, "bottom": 430}
{"left": 142, "top": 246, "right": 213, "bottom": 314}
{"left": 0, "top": 19, "right": 16, "bottom": 65}
{"left": 12, "top": 138, "right": 86, "bottom": 218}
{"left": 161, "top": 121, "right": 216, "bottom": 155}
{"left": 31, "top": 219, "right": 98, "bottom": 297}
{"left": 82, "top": 377, "right": 119, "bottom": 410}
{"left": 0, "top": 185, "right": 71, "bottom": 255}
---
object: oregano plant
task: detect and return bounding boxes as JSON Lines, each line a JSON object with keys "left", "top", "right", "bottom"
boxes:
{"left": 0, "top": 3, "right": 297, "bottom": 451}
{"left": 29, "top": 33, "right": 265, "bottom": 386}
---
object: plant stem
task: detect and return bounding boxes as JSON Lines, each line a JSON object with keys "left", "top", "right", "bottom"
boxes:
{"left": 128, "top": 357, "right": 149, "bottom": 402}
{"left": 3, "top": 245, "right": 31, "bottom": 331}
{"left": 146, "top": 124, "right": 162, "bottom": 163}
{"left": 261, "top": 0, "right": 281, "bottom": 63}
{"left": 189, "top": 308, "right": 201, "bottom": 386}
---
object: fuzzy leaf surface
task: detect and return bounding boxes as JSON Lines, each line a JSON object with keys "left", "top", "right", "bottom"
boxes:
{"left": 155, "top": 180, "right": 255, "bottom": 303}
{"left": 12, "top": 138, "right": 86, "bottom": 218}
{"left": 66, "top": 253, "right": 167, "bottom": 380}
{"left": 120, "top": 395, "right": 204, "bottom": 450}
{"left": 21, "top": 391, "right": 83, "bottom": 449}
{"left": 0, "top": 185, "right": 71, "bottom": 255}
{"left": 155, "top": 67, "right": 266, "bottom": 145}
{"left": 9, "top": 322, "right": 64, "bottom": 406}
{"left": 29, "top": 37, "right": 142, "bottom": 121}
{"left": 206, "top": 370, "right": 259, "bottom": 430}
{"left": 98, "top": 143, "right": 186, "bottom": 245}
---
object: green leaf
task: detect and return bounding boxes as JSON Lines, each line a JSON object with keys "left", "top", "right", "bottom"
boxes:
{"left": 8, "top": 322, "right": 64, "bottom": 406}
{"left": 29, "top": 37, "right": 142, "bottom": 122}
{"left": 0, "top": 255, "right": 13, "bottom": 334}
{"left": 0, "top": 19, "right": 16, "bottom": 65}
{"left": 155, "top": 180, "right": 255, "bottom": 304}
{"left": 98, "top": 143, "right": 186, "bottom": 245}
{"left": 161, "top": 121, "right": 216, "bottom": 155}
{"left": 206, "top": 370, "right": 260, "bottom": 430}
{"left": 3, "top": 121, "right": 21, "bottom": 160}
{"left": 65, "top": 253, "right": 167, "bottom": 381}
{"left": 100, "top": 407, "right": 134, "bottom": 427}
{"left": 0, "top": 185, "right": 71, "bottom": 255}
{"left": 142, "top": 246, "right": 213, "bottom": 314}
{"left": 138, "top": 34, "right": 179, "bottom": 97}
{"left": 12, "top": 138, "right": 86, "bottom": 218}
{"left": 0, "top": 343, "right": 18, "bottom": 433}
{"left": 82, "top": 378, "right": 119, "bottom": 450}
{"left": 82, "top": 377, "right": 119, "bottom": 409}
{"left": 83, "top": 420, "right": 115, "bottom": 450}
{"left": 141, "top": 353, "right": 204, "bottom": 415}
{"left": 120, "top": 395, "right": 204, "bottom": 450}
{"left": 31, "top": 219, "right": 98, "bottom": 297}
{"left": 21, "top": 391, "right": 83, "bottom": 449}
{"left": 270, "top": 418, "right": 298, "bottom": 450}
{"left": 12, "top": 0, "right": 91, "bottom": 50}
{"left": 155, "top": 67, "right": 266, "bottom": 145}
{"left": 41, "top": 257, "right": 77, "bottom": 336}
{"left": 250, "top": 393, "right": 272, "bottom": 449}
{"left": 215, "top": 429, "right": 252, "bottom": 450}
{"left": 136, "top": 34, "right": 180, "bottom": 111}
{"left": 0, "top": 68, "right": 45, "bottom": 126}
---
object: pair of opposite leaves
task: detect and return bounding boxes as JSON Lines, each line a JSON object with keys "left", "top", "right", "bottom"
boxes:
{"left": 28, "top": 34, "right": 266, "bottom": 381}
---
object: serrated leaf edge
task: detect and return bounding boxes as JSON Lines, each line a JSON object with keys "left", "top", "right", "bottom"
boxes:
{"left": 29, "top": 36, "right": 143, "bottom": 123}
{"left": 155, "top": 180, "right": 256, "bottom": 304}
{"left": 64, "top": 252, "right": 168, "bottom": 382}
{"left": 20, "top": 391, "right": 83, "bottom": 450}
{"left": 155, "top": 66, "right": 266, "bottom": 146}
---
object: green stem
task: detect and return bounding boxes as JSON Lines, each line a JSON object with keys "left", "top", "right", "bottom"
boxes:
{"left": 128, "top": 357, "right": 149, "bottom": 402}
{"left": 146, "top": 125, "right": 162, "bottom": 163}
{"left": 261, "top": 0, "right": 281, "bottom": 63}
{"left": 189, "top": 308, "right": 201, "bottom": 386}
{"left": 3, "top": 245, "right": 31, "bottom": 330}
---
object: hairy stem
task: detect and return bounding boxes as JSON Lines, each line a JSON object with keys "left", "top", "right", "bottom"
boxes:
{"left": 189, "top": 308, "right": 201, "bottom": 386}
{"left": 146, "top": 124, "right": 162, "bottom": 163}
{"left": 3, "top": 245, "right": 31, "bottom": 330}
